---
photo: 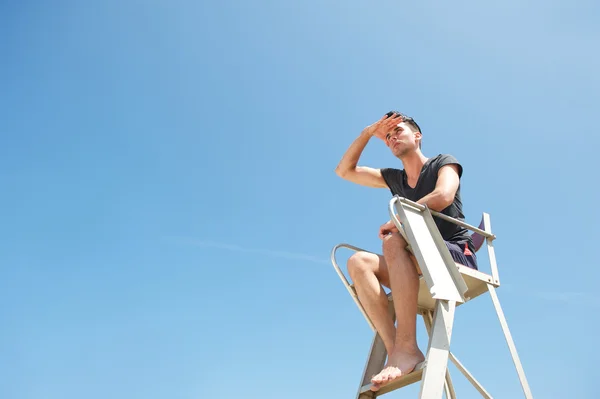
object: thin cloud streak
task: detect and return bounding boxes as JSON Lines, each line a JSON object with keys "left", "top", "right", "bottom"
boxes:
{"left": 168, "top": 237, "right": 597, "bottom": 305}
{"left": 168, "top": 236, "right": 330, "bottom": 265}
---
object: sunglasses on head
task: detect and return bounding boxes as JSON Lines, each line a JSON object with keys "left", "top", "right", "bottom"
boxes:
{"left": 385, "top": 111, "right": 413, "bottom": 122}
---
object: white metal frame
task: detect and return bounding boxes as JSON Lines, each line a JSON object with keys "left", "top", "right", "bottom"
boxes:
{"left": 330, "top": 195, "right": 533, "bottom": 398}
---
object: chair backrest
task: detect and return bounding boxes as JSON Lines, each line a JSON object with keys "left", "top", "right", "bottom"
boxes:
{"left": 471, "top": 216, "right": 486, "bottom": 253}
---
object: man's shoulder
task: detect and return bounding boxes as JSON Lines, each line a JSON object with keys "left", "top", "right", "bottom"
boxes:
{"left": 430, "top": 153, "right": 460, "bottom": 164}
{"left": 428, "top": 153, "right": 463, "bottom": 177}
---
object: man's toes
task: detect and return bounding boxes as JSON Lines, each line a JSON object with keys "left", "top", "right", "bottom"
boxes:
{"left": 372, "top": 372, "right": 386, "bottom": 385}
{"left": 381, "top": 368, "right": 401, "bottom": 383}
{"left": 371, "top": 367, "right": 405, "bottom": 389}
{"left": 386, "top": 368, "right": 397, "bottom": 378}
{"left": 379, "top": 371, "right": 391, "bottom": 383}
{"left": 373, "top": 371, "right": 385, "bottom": 381}
{"left": 390, "top": 368, "right": 403, "bottom": 380}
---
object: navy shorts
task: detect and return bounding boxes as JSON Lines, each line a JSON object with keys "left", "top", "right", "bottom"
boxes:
{"left": 445, "top": 241, "right": 478, "bottom": 270}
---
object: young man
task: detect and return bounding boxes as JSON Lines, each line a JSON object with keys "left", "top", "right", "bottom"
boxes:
{"left": 334, "top": 111, "right": 477, "bottom": 391}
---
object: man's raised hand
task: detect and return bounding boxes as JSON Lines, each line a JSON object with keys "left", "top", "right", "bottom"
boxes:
{"left": 363, "top": 112, "right": 404, "bottom": 141}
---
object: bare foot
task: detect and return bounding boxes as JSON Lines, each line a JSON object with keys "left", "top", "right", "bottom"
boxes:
{"left": 370, "top": 348, "right": 425, "bottom": 391}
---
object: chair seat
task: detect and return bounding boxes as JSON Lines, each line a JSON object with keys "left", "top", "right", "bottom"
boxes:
{"left": 414, "top": 265, "right": 496, "bottom": 310}
{"left": 350, "top": 264, "right": 496, "bottom": 312}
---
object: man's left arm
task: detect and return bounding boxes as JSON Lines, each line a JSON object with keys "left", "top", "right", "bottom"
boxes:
{"left": 416, "top": 164, "right": 461, "bottom": 211}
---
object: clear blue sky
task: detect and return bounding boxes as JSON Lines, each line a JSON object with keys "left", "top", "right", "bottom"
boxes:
{"left": 1, "top": 1, "right": 598, "bottom": 398}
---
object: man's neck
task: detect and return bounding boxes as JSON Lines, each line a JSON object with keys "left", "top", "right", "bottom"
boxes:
{"left": 400, "top": 151, "right": 429, "bottom": 180}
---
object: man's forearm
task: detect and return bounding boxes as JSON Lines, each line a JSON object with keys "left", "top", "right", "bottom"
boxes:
{"left": 417, "top": 190, "right": 453, "bottom": 212}
{"left": 417, "top": 164, "right": 460, "bottom": 211}
{"left": 335, "top": 131, "right": 372, "bottom": 176}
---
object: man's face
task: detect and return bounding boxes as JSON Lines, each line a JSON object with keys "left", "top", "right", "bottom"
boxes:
{"left": 385, "top": 121, "right": 421, "bottom": 156}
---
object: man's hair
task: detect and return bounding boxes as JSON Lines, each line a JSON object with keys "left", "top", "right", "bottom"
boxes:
{"left": 386, "top": 110, "right": 422, "bottom": 149}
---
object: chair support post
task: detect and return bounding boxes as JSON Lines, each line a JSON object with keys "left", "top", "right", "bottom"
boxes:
{"left": 422, "top": 311, "right": 456, "bottom": 399}
{"left": 488, "top": 284, "right": 533, "bottom": 399}
{"left": 418, "top": 300, "right": 456, "bottom": 398}
{"left": 483, "top": 213, "right": 501, "bottom": 286}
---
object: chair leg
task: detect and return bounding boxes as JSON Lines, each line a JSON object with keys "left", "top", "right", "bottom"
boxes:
{"left": 418, "top": 300, "right": 456, "bottom": 399}
{"left": 488, "top": 284, "right": 534, "bottom": 399}
{"left": 422, "top": 310, "right": 456, "bottom": 399}
{"left": 444, "top": 374, "right": 457, "bottom": 399}
{"left": 423, "top": 310, "right": 495, "bottom": 398}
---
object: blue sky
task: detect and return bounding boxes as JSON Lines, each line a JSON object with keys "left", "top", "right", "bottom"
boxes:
{"left": 1, "top": 1, "right": 598, "bottom": 398}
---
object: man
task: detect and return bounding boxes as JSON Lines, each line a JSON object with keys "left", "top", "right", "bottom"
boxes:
{"left": 334, "top": 111, "right": 477, "bottom": 391}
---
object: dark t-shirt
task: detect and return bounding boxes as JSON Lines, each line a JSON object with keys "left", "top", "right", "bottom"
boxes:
{"left": 380, "top": 154, "right": 474, "bottom": 253}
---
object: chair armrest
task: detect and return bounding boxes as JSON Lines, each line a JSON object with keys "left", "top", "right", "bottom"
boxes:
{"left": 389, "top": 196, "right": 495, "bottom": 240}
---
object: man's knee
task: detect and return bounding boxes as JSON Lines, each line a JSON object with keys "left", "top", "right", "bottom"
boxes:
{"left": 347, "top": 251, "right": 377, "bottom": 280}
{"left": 381, "top": 232, "right": 407, "bottom": 254}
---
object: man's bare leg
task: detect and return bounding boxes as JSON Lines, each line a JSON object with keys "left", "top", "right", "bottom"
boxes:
{"left": 370, "top": 232, "right": 425, "bottom": 390}
{"left": 347, "top": 252, "right": 395, "bottom": 357}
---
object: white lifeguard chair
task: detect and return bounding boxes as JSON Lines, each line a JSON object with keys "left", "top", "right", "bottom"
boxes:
{"left": 331, "top": 195, "right": 533, "bottom": 398}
